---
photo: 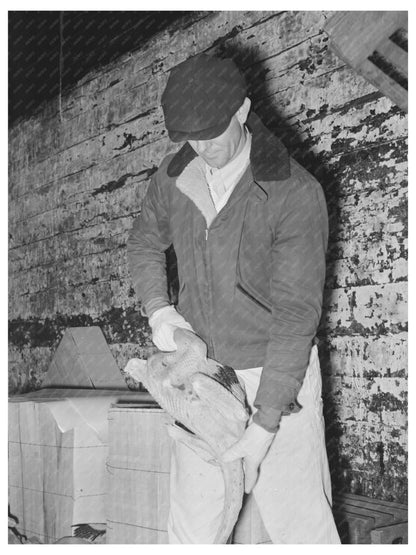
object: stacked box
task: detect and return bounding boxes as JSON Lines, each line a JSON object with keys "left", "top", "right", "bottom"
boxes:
{"left": 106, "top": 404, "right": 171, "bottom": 544}
{"left": 8, "top": 326, "right": 149, "bottom": 543}
{"left": 8, "top": 389, "right": 147, "bottom": 543}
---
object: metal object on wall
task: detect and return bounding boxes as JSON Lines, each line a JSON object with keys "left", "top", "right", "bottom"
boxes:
{"left": 324, "top": 11, "right": 408, "bottom": 111}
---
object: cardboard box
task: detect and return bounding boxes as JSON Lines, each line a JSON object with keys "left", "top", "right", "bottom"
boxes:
{"left": 42, "top": 327, "right": 127, "bottom": 389}
{"left": 106, "top": 403, "right": 171, "bottom": 544}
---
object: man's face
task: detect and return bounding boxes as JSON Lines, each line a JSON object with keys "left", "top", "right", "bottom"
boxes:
{"left": 188, "top": 114, "right": 245, "bottom": 169}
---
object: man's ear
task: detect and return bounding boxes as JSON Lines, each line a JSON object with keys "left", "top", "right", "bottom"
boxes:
{"left": 236, "top": 97, "right": 251, "bottom": 125}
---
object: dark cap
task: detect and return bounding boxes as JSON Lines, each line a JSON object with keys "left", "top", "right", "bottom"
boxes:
{"left": 161, "top": 54, "right": 247, "bottom": 142}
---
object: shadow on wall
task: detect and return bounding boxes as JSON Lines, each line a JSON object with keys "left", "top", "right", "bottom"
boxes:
{"left": 164, "top": 41, "right": 348, "bottom": 496}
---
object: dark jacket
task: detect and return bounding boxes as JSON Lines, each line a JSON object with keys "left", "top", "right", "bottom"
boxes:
{"left": 127, "top": 112, "right": 328, "bottom": 432}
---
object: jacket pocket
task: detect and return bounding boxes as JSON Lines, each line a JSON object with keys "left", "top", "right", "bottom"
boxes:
{"left": 235, "top": 196, "right": 273, "bottom": 315}
{"left": 236, "top": 280, "right": 272, "bottom": 313}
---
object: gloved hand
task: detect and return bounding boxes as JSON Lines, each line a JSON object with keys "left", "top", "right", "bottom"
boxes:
{"left": 222, "top": 421, "right": 275, "bottom": 493}
{"left": 148, "top": 305, "right": 194, "bottom": 351}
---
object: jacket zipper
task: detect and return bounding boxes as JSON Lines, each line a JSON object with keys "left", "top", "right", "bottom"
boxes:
{"left": 236, "top": 281, "right": 272, "bottom": 313}
{"left": 204, "top": 227, "right": 216, "bottom": 355}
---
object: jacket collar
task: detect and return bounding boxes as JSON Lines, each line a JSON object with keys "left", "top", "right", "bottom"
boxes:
{"left": 167, "top": 111, "right": 290, "bottom": 182}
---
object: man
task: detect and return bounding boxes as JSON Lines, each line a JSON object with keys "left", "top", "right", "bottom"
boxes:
{"left": 127, "top": 53, "right": 340, "bottom": 544}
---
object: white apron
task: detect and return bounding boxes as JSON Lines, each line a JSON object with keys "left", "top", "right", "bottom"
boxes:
{"left": 167, "top": 346, "right": 341, "bottom": 544}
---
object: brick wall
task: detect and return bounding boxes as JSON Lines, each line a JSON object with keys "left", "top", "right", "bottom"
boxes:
{"left": 8, "top": 11, "right": 407, "bottom": 502}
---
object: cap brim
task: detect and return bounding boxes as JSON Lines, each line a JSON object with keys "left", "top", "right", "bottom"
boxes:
{"left": 167, "top": 117, "right": 231, "bottom": 143}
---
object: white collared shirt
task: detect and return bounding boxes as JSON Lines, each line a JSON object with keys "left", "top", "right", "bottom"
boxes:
{"left": 204, "top": 129, "right": 252, "bottom": 213}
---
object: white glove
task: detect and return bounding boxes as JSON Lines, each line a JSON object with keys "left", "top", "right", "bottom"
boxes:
{"left": 148, "top": 305, "right": 194, "bottom": 351}
{"left": 222, "top": 422, "right": 275, "bottom": 493}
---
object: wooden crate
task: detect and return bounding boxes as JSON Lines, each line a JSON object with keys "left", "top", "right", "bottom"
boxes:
{"left": 333, "top": 493, "right": 407, "bottom": 544}
{"left": 106, "top": 403, "right": 171, "bottom": 544}
{"left": 371, "top": 522, "right": 408, "bottom": 544}
{"left": 8, "top": 389, "right": 146, "bottom": 543}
